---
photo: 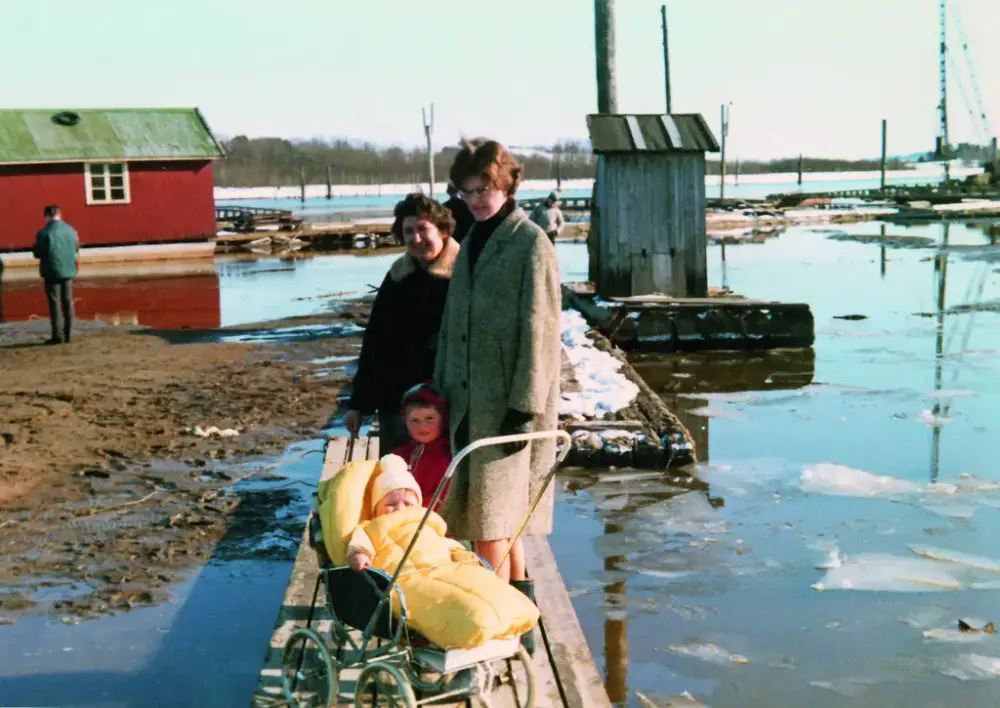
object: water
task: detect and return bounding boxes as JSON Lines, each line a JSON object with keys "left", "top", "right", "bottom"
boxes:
{"left": 547, "top": 221, "right": 1000, "bottom": 706}
{"left": 6, "top": 220, "right": 1000, "bottom": 705}
{"left": 215, "top": 170, "right": 953, "bottom": 216}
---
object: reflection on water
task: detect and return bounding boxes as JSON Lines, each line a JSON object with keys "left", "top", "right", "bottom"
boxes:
{"left": 0, "top": 261, "right": 222, "bottom": 329}
{"left": 551, "top": 220, "right": 1000, "bottom": 706}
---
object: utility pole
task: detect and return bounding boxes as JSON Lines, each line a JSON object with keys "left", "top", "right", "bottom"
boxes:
{"left": 660, "top": 5, "right": 671, "bottom": 113}
{"left": 422, "top": 103, "right": 435, "bottom": 197}
{"left": 880, "top": 119, "right": 888, "bottom": 191}
{"left": 938, "top": 0, "right": 950, "bottom": 180}
{"left": 797, "top": 154, "right": 804, "bottom": 186}
{"left": 594, "top": 0, "right": 618, "bottom": 113}
{"left": 719, "top": 103, "right": 730, "bottom": 199}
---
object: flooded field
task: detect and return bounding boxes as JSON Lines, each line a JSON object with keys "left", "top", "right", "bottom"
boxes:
{"left": 551, "top": 221, "right": 1000, "bottom": 706}
{"left": 3, "top": 219, "right": 1000, "bottom": 706}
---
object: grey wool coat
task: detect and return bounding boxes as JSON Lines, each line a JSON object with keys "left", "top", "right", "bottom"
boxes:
{"left": 433, "top": 207, "right": 562, "bottom": 540}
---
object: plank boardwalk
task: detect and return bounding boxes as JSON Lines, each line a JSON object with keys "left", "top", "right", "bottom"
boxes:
{"left": 252, "top": 435, "right": 609, "bottom": 707}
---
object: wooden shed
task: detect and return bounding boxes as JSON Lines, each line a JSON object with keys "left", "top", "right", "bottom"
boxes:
{"left": 587, "top": 113, "right": 720, "bottom": 298}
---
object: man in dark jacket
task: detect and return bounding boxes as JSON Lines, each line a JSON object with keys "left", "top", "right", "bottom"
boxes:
{"left": 443, "top": 183, "right": 475, "bottom": 244}
{"left": 32, "top": 204, "right": 79, "bottom": 345}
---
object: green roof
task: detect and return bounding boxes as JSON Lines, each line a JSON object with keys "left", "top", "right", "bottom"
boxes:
{"left": 0, "top": 108, "right": 224, "bottom": 164}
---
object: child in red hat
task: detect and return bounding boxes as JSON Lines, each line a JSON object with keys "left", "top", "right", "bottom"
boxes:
{"left": 393, "top": 382, "right": 452, "bottom": 510}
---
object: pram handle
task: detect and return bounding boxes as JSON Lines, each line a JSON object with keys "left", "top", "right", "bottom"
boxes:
{"left": 359, "top": 429, "right": 571, "bottom": 651}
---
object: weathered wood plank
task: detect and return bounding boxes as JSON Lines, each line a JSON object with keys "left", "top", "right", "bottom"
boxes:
{"left": 526, "top": 536, "right": 611, "bottom": 708}
{"left": 320, "top": 435, "right": 350, "bottom": 481}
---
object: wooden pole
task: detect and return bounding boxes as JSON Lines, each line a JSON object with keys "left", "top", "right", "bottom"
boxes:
{"left": 555, "top": 154, "right": 562, "bottom": 190}
{"left": 602, "top": 521, "right": 627, "bottom": 704}
{"left": 422, "top": 104, "right": 435, "bottom": 197}
{"left": 719, "top": 104, "right": 729, "bottom": 199}
{"left": 326, "top": 165, "right": 332, "bottom": 200}
{"left": 594, "top": 0, "right": 618, "bottom": 113}
{"left": 797, "top": 154, "right": 803, "bottom": 186}
{"left": 660, "top": 5, "right": 671, "bottom": 113}
{"left": 992, "top": 137, "right": 998, "bottom": 177}
{"left": 880, "top": 119, "right": 888, "bottom": 191}
{"left": 299, "top": 166, "right": 306, "bottom": 202}
{"left": 735, "top": 158, "right": 740, "bottom": 185}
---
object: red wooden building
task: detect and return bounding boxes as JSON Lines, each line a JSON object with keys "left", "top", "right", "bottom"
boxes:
{"left": 0, "top": 108, "right": 224, "bottom": 251}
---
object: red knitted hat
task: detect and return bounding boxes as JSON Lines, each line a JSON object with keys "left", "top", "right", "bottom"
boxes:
{"left": 400, "top": 382, "right": 448, "bottom": 428}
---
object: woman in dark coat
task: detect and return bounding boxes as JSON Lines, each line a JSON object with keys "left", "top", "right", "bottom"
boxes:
{"left": 343, "top": 193, "right": 458, "bottom": 450}
{"left": 434, "top": 139, "right": 561, "bottom": 653}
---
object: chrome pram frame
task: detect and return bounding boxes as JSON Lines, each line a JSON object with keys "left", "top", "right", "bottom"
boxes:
{"left": 281, "top": 429, "right": 571, "bottom": 708}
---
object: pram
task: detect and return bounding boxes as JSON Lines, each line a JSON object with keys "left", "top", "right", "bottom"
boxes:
{"left": 281, "top": 429, "right": 571, "bottom": 707}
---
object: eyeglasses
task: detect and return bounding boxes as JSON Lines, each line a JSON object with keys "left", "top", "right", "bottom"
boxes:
{"left": 458, "top": 185, "right": 491, "bottom": 200}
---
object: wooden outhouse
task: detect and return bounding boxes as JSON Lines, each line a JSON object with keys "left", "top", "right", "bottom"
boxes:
{"left": 587, "top": 113, "right": 720, "bottom": 298}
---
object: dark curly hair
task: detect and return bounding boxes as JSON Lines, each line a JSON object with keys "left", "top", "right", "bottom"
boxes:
{"left": 448, "top": 138, "right": 523, "bottom": 197}
{"left": 391, "top": 192, "right": 455, "bottom": 240}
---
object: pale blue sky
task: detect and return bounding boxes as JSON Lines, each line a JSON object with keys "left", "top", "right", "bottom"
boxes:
{"left": 2, "top": 0, "right": 997, "bottom": 159}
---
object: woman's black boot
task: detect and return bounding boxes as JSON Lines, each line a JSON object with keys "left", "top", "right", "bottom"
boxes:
{"left": 510, "top": 579, "right": 536, "bottom": 656}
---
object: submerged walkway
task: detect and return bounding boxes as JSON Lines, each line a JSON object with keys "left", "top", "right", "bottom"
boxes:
{"left": 252, "top": 435, "right": 609, "bottom": 707}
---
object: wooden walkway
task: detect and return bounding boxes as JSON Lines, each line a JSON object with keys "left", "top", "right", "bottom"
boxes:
{"left": 251, "top": 435, "right": 609, "bottom": 707}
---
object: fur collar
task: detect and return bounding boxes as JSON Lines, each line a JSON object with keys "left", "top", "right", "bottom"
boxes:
{"left": 388, "top": 236, "right": 460, "bottom": 283}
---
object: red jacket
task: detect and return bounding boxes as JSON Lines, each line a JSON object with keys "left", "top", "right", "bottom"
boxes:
{"left": 393, "top": 436, "right": 452, "bottom": 510}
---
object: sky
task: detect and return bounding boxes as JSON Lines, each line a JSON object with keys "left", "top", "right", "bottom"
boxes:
{"left": 2, "top": 0, "right": 998, "bottom": 160}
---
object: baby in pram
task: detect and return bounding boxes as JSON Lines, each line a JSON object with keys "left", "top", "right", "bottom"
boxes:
{"left": 320, "top": 453, "right": 539, "bottom": 650}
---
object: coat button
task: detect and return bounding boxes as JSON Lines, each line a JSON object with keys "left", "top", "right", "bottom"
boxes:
{"left": 461, "top": 334, "right": 467, "bottom": 343}
{"left": 461, "top": 381, "right": 468, "bottom": 389}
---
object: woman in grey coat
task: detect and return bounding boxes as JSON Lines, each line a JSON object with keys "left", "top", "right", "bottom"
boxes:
{"left": 434, "top": 138, "right": 561, "bottom": 651}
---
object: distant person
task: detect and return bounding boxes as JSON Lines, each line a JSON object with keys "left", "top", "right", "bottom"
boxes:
{"left": 443, "top": 183, "right": 475, "bottom": 244}
{"left": 529, "top": 192, "right": 565, "bottom": 244}
{"left": 32, "top": 204, "right": 79, "bottom": 345}
{"left": 343, "top": 193, "right": 458, "bottom": 450}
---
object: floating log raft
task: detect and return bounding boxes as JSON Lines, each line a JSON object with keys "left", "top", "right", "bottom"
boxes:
{"left": 558, "top": 318, "right": 697, "bottom": 472}
{"left": 563, "top": 281, "right": 814, "bottom": 352}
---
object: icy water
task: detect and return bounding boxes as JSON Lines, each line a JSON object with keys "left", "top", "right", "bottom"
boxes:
{"left": 214, "top": 168, "right": 953, "bottom": 216}
{"left": 549, "top": 221, "right": 1000, "bottom": 706}
{"left": 5, "top": 220, "right": 1000, "bottom": 706}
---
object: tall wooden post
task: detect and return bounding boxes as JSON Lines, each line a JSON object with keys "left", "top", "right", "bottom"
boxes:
{"left": 991, "top": 137, "right": 998, "bottom": 177}
{"left": 660, "top": 5, "right": 671, "bottom": 113}
{"left": 555, "top": 154, "right": 562, "bottom": 190}
{"left": 603, "top": 520, "right": 627, "bottom": 704}
{"left": 325, "top": 165, "right": 333, "bottom": 200}
{"left": 719, "top": 104, "right": 729, "bottom": 199}
{"left": 299, "top": 166, "right": 306, "bottom": 202}
{"left": 880, "top": 119, "right": 888, "bottom": 191}
{"left": 797, "top": 154, "right": 804, "bottom": 186}
{"left": 422, "top": 104, "right": 435, "bottom": 198}
{"left": 594, "top": 0, "right": 618, "bottom": 113}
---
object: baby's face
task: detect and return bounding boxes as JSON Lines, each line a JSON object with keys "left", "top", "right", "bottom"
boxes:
{"left": 405, "top": 404, "right": 442, "bottom": 444}
{"left": 374, "top": 489, "right": 419, "bottom": 516}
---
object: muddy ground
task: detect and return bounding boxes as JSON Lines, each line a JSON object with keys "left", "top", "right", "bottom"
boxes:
{"left": 0, "top": 307, "right": 368, "bottom": 624}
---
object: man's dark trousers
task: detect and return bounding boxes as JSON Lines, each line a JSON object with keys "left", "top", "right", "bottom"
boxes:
{"left": 44, "top": 278, "right": 73, "bottom": 342}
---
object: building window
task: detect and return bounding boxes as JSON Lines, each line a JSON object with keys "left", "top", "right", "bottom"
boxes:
{"left": 85, "top": 163, "right": 130, "bottom": 204}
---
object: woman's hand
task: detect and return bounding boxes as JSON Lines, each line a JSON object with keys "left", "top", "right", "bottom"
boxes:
{"left": 498, "top": 408, "right": 534, "bottom": 455}
{"left": 348, "top": 552, "right": 371, "bottom": 573}
{"left": 343, "top": 409, "right": 362, "bottom": 436}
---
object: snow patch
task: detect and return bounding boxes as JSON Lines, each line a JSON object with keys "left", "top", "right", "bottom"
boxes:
{"left": 560, "top": 310, "right": 639, "bottom": 417}
{"left": 800, "top": 463, "right": 915, "bottom": 497}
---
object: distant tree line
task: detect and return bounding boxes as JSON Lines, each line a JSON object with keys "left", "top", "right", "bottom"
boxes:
{"left": 214, "top": 136, "right": 930, "bottom": 187}
{"left": 912, "top": 141, "right": 998, "bottom": 164}
{"left": 214, "top": 136, "right": 595, "bottom": 187}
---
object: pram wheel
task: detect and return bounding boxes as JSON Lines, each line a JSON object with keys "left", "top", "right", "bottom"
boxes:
{"left": 471, "top": 645, "right": 536, "bottom": 708}
{"left": 353, "top": 662, "right": 417, "bottom": 708}
{"left": 281, "top": 627, "right": 338, "bottom": 708}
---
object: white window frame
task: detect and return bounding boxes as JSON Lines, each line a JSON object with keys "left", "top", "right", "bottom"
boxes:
{"left": 84, "top": 162, "right": 131, "bottom": 205}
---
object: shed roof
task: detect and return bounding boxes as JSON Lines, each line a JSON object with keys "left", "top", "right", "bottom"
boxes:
{"left": 0, "top": 108, "right": 225, "bottom": 165}
{"left": 587, "top": 114, "right": 720, "bottom": 154}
